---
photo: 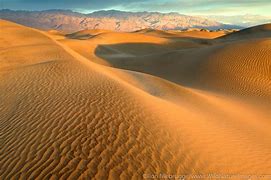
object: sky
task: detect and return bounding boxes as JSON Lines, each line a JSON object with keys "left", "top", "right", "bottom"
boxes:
{"left": 1, "top": 0, "right": 271, "bottom": 26}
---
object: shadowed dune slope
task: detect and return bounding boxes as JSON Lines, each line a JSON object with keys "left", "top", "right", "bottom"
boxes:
{"left": 96, "top": 38, "right": 271, "bottom": 101}
{"left": 90, "top": 26, "right": 271, "bottom": 101}
{"left": 1, "top": 20, "right": 271, "bottom": 179}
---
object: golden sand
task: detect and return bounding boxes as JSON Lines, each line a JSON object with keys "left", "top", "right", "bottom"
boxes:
{"left": 1, "top": 20, "right": 271, "bottom": 179}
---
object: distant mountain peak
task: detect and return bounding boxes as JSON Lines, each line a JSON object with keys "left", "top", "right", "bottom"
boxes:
{"left": 0, "top": 9, "right": 241, "bottom": 32}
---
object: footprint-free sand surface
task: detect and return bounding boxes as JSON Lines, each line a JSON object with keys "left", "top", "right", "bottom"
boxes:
{"left": 1, "top": 20, "right": 271, "bottom": 179}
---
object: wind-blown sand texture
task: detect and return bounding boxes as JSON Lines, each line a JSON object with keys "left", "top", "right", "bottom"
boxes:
{"left": 1, "top": 20, "right": 271, "bottom": 179}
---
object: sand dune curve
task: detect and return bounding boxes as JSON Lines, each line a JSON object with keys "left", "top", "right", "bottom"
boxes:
{"left": 1, "top": 20, "right": 271, "bottom": 179}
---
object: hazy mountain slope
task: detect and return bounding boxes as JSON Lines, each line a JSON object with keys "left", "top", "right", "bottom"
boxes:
{"left": 0, "top": 9, "right": 239, "bottom": 32}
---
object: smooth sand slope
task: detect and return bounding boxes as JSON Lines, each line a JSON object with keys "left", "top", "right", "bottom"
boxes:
{"left": 1, "top": 20, "right": 271, "bottom": 179}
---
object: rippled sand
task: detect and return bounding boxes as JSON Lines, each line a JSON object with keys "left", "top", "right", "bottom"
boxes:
{"left": 1, "top": 20, "right": 271, "bottom": 179}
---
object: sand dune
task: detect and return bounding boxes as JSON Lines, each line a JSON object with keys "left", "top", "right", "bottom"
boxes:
{"left": 66, "top": 29, "right": 112, "bottom": 40}
{"left": 1, "top": 19, "right": 271, "bottom": 179}
{"left": 65, "top": 24, "right": 271, "bottom": 101}
{"left": 134, "top": 28, "right": 226, "bottom": 39}
{"left": 218, "top": 23, "right": 271, "bottom": 41}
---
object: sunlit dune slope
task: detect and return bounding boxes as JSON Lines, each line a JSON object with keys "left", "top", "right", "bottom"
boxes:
{"left": 133, "top": 28, "right": 226, "bottom": 39}
{"left": 218, "top": 23, "right": 271, "bottom": 41}
{"left": 133, "top": 28, "right": 176, "bottom": 37}
{"left": 66, "top": 29, "right": 112, "bottom": 40}
{"left": 1, "top": 19, "right": 271, "bottom": 179}
{"left": 173, "top": 30, "right": 226, "bottom": 39}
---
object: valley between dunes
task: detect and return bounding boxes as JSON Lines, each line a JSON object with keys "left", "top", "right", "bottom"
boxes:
{"left": 0, "top": 19, "right": 271, "bottom": 179}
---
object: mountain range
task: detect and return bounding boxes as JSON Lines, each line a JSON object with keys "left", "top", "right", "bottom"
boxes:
{"left": 0, "top": 9, "right": 241, "bottom": 32}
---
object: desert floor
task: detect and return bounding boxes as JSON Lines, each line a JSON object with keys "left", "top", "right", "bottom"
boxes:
{"left": 0, "top": 20, "right": 271, "bottom": 179}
